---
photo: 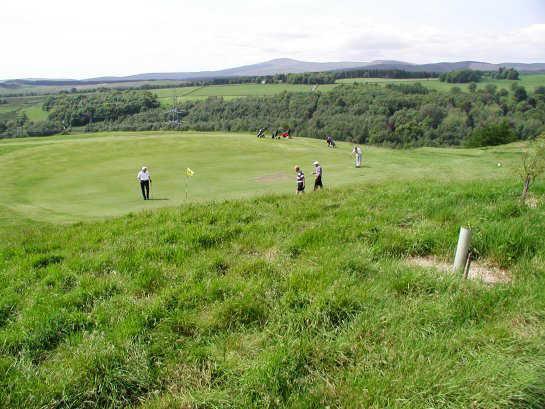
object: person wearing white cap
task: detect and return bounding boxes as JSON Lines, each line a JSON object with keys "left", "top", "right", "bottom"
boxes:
{"left": 352, "top": 145, "right": 362, "bottom": 168}
{"left": 136, "top": 166, "right": 151, "bottom": 200}
{"left": 312, "top": 161, "right": 323, "bottom": 190}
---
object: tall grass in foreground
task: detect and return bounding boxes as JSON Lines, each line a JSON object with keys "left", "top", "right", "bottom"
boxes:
{"left": 0, "top": 179, "right": 544, "bottom": 408}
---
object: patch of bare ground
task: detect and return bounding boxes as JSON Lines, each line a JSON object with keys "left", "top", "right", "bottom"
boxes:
{"left": 511, "top": 315, "right": 543, "bottom": 339}
{"left": 524, "top": 194, "right": 541, "bottom": 209}
{"left": 264, "top": 247, "right": 279, "bottom": 262}
{"left": 255, "top": 172, "right": 290, "bottom": 183}
{"left": 407, "top": 256, "right": 511, "bottom": 284}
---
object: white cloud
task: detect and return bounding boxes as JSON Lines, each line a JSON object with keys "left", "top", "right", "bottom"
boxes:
{"left": 0, "top": 0, "right": 544, "bottom": 78}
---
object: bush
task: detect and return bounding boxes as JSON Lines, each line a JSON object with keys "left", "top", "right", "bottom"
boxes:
{"left": 513, "top": 86, "right": 528, "bottom": 102}
{"left": 464, "top": 121, "right": 516, "bottom": 147}
{"left": 440, "top": 69, "right": 483, "bottom": 83}
{"left": 493, "top": 67, "right": 520, "bottom": 80}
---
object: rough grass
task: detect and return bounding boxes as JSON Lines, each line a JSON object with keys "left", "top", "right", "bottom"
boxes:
{"left": 1, "top": 178, "right": 544, "bottom": 408}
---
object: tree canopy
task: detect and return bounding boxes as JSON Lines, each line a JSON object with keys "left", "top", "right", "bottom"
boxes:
{"left": 3, "top": 83, "right": 545, "bottom": 149}
{"left": 439, "top": 69, "right": 484, "bottom": 84}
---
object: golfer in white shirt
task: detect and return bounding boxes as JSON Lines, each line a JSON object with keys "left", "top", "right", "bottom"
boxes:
{"left": 137, "top": 166, "right": 151, "bottom": 200}
{"left": 352, "top": 145, "right": 363, "bottom": 168}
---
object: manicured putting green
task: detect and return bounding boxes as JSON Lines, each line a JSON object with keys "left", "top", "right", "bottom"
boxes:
{"left": 0, "top": 131, "right": 521, "bottom": 223}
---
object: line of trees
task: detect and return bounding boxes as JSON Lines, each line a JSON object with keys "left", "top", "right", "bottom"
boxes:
{"left": 333, "top": 69, "right": 438, "bottom": 80}
{"left": 493, "top": 67, "right": 520, "bottom": 80}
{"left": 118, "top": 69, "right": 438, "bottom": 87}
{"left": 440, "top": 69, "right": 484, "bottom": 83}
{"left": 2, "top": 82, "right": 545, "bottom": 148}
{"left": 42, "top": 91, "right": 159, "bottom": 127}
{"left": 440, "top": 67, "right": 521, "bottom": 84}
{"left": 162, "top": 83, "right": 544, "bottom": 147}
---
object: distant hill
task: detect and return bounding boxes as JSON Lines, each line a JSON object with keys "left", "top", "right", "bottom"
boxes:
{"left": 360, "top": 60, "right": 545, "bottom": 73}
{"left": 88, "top": 59, "right": 371, "bottom": 82}
{"left": 2, "top": 58, "right": 545, "bottom": 86}
{"left": 78, "top": 58, "right": 545, "bottom": 82}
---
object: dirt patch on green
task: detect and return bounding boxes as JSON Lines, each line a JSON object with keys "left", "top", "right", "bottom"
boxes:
{"left": 255, "top": 172, "right": 290, "bottom": 183}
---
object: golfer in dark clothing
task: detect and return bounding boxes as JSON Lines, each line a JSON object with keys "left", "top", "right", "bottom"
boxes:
{"left": 295, "top": 165, "right": 305, "bottom": 194}
{"left": 137, "top": 166, "right": 151, "bottom": 200}
{"left": 313, "top": 161, "right": 323, "bottom": 190}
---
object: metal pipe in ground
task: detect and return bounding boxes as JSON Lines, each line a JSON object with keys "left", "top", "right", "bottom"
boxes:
{"left": 453, "top": 227, "right": 472, "bottom": 273}
{"left": 463, "top": 251, "right": 473, "bottom": 279}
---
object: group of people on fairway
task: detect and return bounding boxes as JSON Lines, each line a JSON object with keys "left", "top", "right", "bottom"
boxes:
{"left": 135, "top": 141, "right": 362, "bottom": 200}
{"left": 294, "top": 143, "right": 362, "bottom": 194}
{"left": 257, "top": 127, "right": 292, "bottom": 139}
{"left": 294, "top": 161, "right": 323, "bottom": 194}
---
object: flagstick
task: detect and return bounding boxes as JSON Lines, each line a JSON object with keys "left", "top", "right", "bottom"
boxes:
{"left": 184, "top": 168, "right": 194, "bottom": 201}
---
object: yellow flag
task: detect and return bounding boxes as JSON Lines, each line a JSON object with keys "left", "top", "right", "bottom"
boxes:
{"left": 186, "top": 168, "right": 194, "bottom": 177}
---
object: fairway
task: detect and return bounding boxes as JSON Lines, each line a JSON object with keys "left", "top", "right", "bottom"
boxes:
{"left": 0, "top": 95, "right": 47, "bottom": 122}
{"left": 337, "top": 73, "right": 545, "bottom": 92}
{"left": 0, "top": 131, "right": 520, "bottom": 223}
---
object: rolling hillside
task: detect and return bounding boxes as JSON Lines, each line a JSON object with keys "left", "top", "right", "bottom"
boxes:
{"left": 0, "top": 133, "right": 544, "bottom": 407}
{"left": 3, "top": 58, "right": 545, "bottom": 88}
{"left": 1, "top": 132, "right": 544, "bottom": 408}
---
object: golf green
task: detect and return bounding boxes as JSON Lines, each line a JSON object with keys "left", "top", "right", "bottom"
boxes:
{"left": 0, "top": 131, "right": 521, "bottom": 223}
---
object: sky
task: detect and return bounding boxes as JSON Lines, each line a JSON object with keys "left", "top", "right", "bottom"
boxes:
{"left": 1, "top": 0, "right": 545, "bottom": 79}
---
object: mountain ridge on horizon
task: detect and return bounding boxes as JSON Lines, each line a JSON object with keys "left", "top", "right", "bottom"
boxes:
{"left": 3, "top": 58, "right": 545, "bottom": 85}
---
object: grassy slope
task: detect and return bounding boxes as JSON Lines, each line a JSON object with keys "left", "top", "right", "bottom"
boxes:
{"left": 0, "top": 133, "right": 544, "bottom": 407}
{"left": 0, "top": 95, "right": 48, "bottom": 122}
{"left": 337, "top": 73, "right": 545, "bottom": 92}
{"left": 21, "top": 104, "right": 49, "bottom": 121}
{"left": 0, "top": 176, "right": 544, "bottom": 408}
{"left": 0, "top": 132, "right": 521, "bottom": 223}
